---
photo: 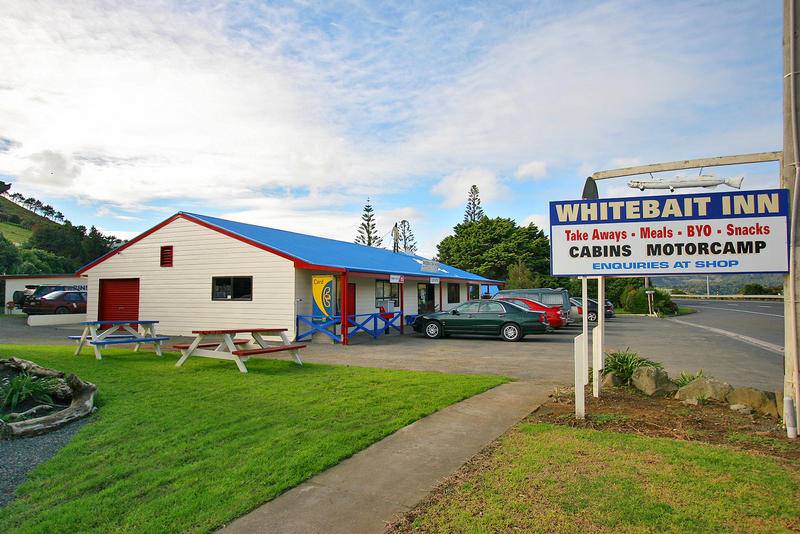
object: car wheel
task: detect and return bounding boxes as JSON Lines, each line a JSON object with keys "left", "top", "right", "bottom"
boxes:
{"left": 501, "top": 322, "right": 522, "bottom": 342}
{"left": 587, "top": 311, "right": 598, "bottom": 322}
{"left": 55, "top": 307, "right": 70, "bottom": 314}
{"left": 424, "top": 321, "right": 443, "bottom": 339}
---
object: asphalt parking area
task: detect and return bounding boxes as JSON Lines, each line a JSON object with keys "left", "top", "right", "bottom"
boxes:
{"left": 0, "top": 314, "right": 785, "bottom": 391}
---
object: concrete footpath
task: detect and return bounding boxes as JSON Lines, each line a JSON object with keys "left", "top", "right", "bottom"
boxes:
{"left": 220, "top": 381, "right": 551, "bottom": 534}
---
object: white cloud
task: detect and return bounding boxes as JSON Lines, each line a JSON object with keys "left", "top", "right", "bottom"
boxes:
{"left": 95, "top": 228, "right": 140, "bottom": 241}
{"left": 431, "top": 168, "right": 506, "bottom": 208}
{"left": 96, "top": 207, "right": 140, "bottom": 221}
{"left": 514, "top": 161, "right": 547, "bottom": 180}
{"left": 0, "top": 0, "right": 779, "bottom": 234}
{"left": 608, "top": 157, "right": 642, "bottom": 169}
{"left": 522, "top": 213, "right": 550, "bottom": 234}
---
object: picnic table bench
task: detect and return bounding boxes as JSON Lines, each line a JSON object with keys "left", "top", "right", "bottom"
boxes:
{"left": 70, "top": 320, "right": 170, "bottom": 360}
{"left": 174, "top": 328, "right": 305, "bottom": 373}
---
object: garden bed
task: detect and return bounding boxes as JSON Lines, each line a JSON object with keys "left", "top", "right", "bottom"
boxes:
{"left": 1, "top": 358, "right": 96, "bottom": 438}
{"left": 538, "top": 386, "right": 798, "bottom": 460}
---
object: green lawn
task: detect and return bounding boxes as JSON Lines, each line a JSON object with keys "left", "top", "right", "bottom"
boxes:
{"left": 0, "top": 345, "right": 507, "bottom": 533}
{"left": 0, "top": 221, "right": 32, "bottom": 244}
{"left": 405, "top": 423, "right": 800, "bottom": 533}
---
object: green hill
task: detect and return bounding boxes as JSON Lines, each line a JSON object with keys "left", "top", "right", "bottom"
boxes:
{"left": 0, "top": 196, "right": 56, "bottom": 244}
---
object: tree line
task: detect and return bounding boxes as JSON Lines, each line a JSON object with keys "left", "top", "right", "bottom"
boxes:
{"left": 6, "top": 192, "right": 67, "bottom": 224}
{"left": 0, "top": 188, "right": 122, "bottom": 275}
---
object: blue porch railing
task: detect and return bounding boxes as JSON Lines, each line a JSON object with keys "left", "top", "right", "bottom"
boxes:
{"left": 295, "top": 312, "right": 403, "bottom": 342}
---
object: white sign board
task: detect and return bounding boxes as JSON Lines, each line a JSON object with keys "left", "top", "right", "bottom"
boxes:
{"left": 389, "top": 274, "right": 405, "bottom": 284}
{"left": 420, "top": 260, "right": 440, "bottom": 273}
{"left": 550, "top": 189, "right": 789, "bottom": 276}
{"left": 430, "top": 277, "right": 440, "bottom": 285}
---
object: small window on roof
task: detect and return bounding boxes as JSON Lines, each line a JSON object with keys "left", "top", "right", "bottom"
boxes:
{"left": 160, "top": 246, "right": 173, "bottom": 267}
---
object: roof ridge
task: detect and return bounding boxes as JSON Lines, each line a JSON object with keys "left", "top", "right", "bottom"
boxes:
{"left": 181, "top": 211, "right": 425, "bottom": 259}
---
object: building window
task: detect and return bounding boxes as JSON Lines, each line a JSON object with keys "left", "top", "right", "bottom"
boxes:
{"left": 375, "top": 280, "right": 399, "bottom": 308}
{"left": 160, "top": 246, "right": 173, "bottom": 267}
{"left": 467, "top": 284, "right": 480, "bottom": 300}
{"left": 447, "top": 283, "right": 460, "bottom": 304}
{"left": 212, "top": 277, "right": 253, "bottom": 301}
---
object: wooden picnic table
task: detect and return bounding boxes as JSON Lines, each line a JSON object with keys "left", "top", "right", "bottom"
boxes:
{"left": 173, "top": 328, "right": 305, "bottom": 373}
{"left": 70, "top": 320, "right": 170, "bottom": 360}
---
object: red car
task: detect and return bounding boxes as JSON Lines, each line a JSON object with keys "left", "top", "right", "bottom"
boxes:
{"left": 22, "top": 290, "right": 87, "bottom": 315}
{"left": 497, "top": 297, "right": 565, "bottom": 328}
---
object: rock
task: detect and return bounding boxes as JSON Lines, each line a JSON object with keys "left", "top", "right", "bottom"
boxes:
{"left": 729, "top": 404, "right": 753, "bottom": 415}
{"left": 631, "top": 367, "right": 677, "bottom": 396}
{"left": 601, "top": 372, "right": 624, "bottom": 388}
{"left": 726, "top": 387, "right": 779, "bottom": 417}
{"left": 675, "top": 378, "right": 733, "bottom": 403}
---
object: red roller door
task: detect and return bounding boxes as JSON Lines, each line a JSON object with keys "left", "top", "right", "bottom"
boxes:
{"left": 98, "top": 278, "right": 140, "bottom": 322}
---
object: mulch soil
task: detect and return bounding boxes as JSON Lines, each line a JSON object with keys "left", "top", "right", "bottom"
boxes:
{"left": 538, "top": 386, "right": 800, "bottom": 461}
{"left": 386, "top": 386, "right": 800, "bottom": 532}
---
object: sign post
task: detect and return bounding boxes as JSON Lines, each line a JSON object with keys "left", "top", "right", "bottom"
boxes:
{"left": 551, "top": 189, "right": 790, "bottom": 419}
{"left": 593, "top": 276, "right": 605, "bottom": 398}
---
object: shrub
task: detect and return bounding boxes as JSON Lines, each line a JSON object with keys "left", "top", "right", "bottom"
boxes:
{"left": 0, "top": 373, "right": 57, "bottom": 412}
{"left": 674, "top": 369, "right": 708, "bottom": 388}
{"left": 739, "top": 283, "right": 766, "bottom": 295}
{"left": 603, "top": 348, "right": 662, "bottom": 385}
{"left": 623, "top": 288, "right": 678, "bottom": 315}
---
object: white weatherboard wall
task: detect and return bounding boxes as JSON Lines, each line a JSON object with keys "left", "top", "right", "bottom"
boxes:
{"left": 3, "top": 276, "right": 85, "bottom": 314}
{"left": 84, "top": 217, "right": 295, "bottom": 337}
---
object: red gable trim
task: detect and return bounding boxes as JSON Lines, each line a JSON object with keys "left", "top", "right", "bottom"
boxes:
{"left": 76, "top": 214, "right": 182, "bottom": 275}
{"left": 76, "top": 213, "right": 344, "bottom": 275}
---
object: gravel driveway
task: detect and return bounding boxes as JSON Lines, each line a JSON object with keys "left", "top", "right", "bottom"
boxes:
{"left": 0, "top": 419, "right": 88, "bottom": 508}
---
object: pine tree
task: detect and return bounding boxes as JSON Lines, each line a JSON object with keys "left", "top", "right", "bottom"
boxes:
{"left": 398, "top": 220, "right": 417, "bottom": 254}
{"left": 507, "top": 259, "right": 536, "bottom": 289}
{"left": 355, "top": 199, "right": 383, "bottom": 247}
{"left": 464, "top": 185, "right": 485, "bottom": 223}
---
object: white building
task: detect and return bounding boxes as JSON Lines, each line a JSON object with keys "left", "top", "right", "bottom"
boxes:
{"left": 77, "top": 212, "right": 498, "bottom": 343}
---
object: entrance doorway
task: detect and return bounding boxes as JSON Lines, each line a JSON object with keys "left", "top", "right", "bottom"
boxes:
{"left": 346, "top": 283, "right": 356, "bottom": 318}
{"left": 417, "top": 283, "right": 435, "bottom": 313}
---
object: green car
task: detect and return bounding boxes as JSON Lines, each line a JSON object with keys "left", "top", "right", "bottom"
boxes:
{"left": 412, "top": 299, "right": 552, "bottom": 342}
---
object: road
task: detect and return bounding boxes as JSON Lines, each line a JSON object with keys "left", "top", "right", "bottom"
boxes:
{"left": 672, "top": 299, "right": 784, "bottom": 348}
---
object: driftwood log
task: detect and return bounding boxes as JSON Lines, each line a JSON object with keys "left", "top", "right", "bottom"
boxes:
{"left": 0, "top": 358, "right": 97, "bottom": 438}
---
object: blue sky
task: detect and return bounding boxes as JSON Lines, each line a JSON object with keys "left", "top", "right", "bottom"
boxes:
{"left": 0, "top": 0, "right": 783, "bottom": 256}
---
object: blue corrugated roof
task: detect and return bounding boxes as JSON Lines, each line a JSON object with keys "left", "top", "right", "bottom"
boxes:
{"left": 184, "top": 212, "right": 496, "bottom": 282}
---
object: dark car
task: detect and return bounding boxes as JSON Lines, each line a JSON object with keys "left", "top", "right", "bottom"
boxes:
{"left": 22, "top": 291, "right": 87, "bottom": 315}
{"left": 22, "top": 285, "right": 76, "bottom": 307}
{"left": 568, "top": 298, "right": 614, "bottom": 322}
{"left": 412, "top": 299, "right": 552, "bottom": 342}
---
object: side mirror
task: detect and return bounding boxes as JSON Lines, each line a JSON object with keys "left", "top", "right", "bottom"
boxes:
{"left": 451, "top": 309, "right": 460, "bottom": 315}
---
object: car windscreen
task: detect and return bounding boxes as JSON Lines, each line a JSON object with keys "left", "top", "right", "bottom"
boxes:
{"left": 33, "top": 286, "right": 66, "bottom": 297}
